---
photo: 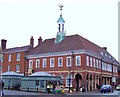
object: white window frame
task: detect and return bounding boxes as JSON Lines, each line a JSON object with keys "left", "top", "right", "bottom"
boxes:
{"left": 90, "top": 57, "right": 92, "bottom": 67}
{"left": 76, "top": 56, "right": 81, "bottom": 66}
{"left": 66, "top": 57, "right": 71, "bottom": 67}
{"left": 50, "top": 58, "right": 54, "bottom": 68}
{"left": 36, "top": 59, "right": 40, "bottom": 68}
{"left": 93, "top": 58, "right": 95, "bottom": 67}
{"left": 58, "top": 57, "right": 63, "bottom": 67}
{"left": 86, "top": 56, "right": 89, "bottom": 66}
{"left": 8, "top": 65, "right": 10, "bottom": 71}
{"left": 99, "top": 60, "right": 101, "bottom": 69}
{"left": 8, "top": 54, "right": 11, "bottom": 62}
{"left": 29, "top": 60, "right": 33, "bottom": 69}
{"left": 16, "top": 53, "right": 20, "bottom": 61}
{"left": 42, "top": 59, "right": 47, "bottom": 68}
{"left": 16, "top": 64, "right": 20, "bottom": 72}
{"left": 96, "top": 59, "right": 98, "bottom": 68}
{"left": 66, "top": 74, "right": 72, "bottom": 87}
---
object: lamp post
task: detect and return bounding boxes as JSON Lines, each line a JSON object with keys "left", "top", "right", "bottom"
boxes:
{"left": 112, "top": 59, "right": 115, "bottom": 89}
{"left": 68, "top": 67, "right": 71, "bottom": 92}
{"left": 100, "top": 57, "right": 103, "bottom": 86}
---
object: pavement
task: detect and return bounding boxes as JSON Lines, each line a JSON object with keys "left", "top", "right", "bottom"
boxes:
{"left": 1, "top": 89, "right": 120, "bottom": 97}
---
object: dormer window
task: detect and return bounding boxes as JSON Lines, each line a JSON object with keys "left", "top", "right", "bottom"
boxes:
{"left": 100, "top": 52, "right": 104, "bottom": 56}
{"left": 108, "top": 55, "right": 112, "bottom": 59}
{"left": 104, "top": 53, "right": 107, "bottom": 57}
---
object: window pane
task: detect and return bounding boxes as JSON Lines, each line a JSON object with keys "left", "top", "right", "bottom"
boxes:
{"left": 29, "top": 60, "right": 33, "bottom": 68}
{"left": 36, "top": 59, "right": 40, "bottom": 68}
{"left": 66, "top": 74, "right": 72, "bottom": 87}
{"left": 58, "top": 57, "right": 63, "bottom": 67}
{"left": 16, "top": 64, "right": 20, "bottom": 72}
{"left": 43, "top": 59, "right": 47, "bottom": 68}
{"left": 16, "top": 53, "right": 20, "bottom": 61}
{"left": 76, "top": 56, "right": 81, "bottom": 66}
{"left": 86, "top": 56, "right": 89, "bottom": 66}
{"left": 8, "top": 54, "right": 11, "bottom": 62}
{"left": 66, "top": 57, "right": 71, "bottom": 67}
{"left": 50, "top": 58, "right": 54, "bottom": 67}
{"left": 8, "top": 65, "right": 10, "bottom": 71}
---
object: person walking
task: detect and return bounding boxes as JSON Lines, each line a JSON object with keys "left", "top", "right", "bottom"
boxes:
{"left": 0, "top": 80, "right": 5, "bottom": 96}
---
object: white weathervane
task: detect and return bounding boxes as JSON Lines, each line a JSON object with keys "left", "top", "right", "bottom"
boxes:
{"left": 59, "top": 4, "right": 63, "bottom": 10}
{"left": 59, "top": 4, "right": 63, "bottom": 16}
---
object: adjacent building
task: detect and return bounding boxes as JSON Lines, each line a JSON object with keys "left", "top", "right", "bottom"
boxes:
{"left": 118, "top": 1, "right": 120, "bottom": 84}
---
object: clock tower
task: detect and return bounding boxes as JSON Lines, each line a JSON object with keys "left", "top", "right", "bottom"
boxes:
{"left": 55, "top": 4, "right": 66, "bottom": 43}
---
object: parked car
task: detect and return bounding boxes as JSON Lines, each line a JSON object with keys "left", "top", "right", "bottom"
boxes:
{"left": 101, "top": 85, "right": 113, "bottom": 93}
{"left": 116, "top": 85, "right": 120, "bottom": 91}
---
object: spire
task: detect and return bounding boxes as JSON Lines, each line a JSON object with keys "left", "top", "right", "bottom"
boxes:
{"left": 55, "top": 4, "right": 66, "bottom": 43}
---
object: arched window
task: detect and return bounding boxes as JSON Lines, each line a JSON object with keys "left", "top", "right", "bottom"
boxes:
{"left": 66, "top": 74, "right": 72, "bottom": 87}
{"left": 59, "top": 74, "right": 63, "bottom": 85}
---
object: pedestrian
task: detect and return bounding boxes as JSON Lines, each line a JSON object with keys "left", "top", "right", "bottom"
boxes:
{"left": 0, "top": 80, "right": 4, "bottom": 96}
{"left": 2, "top": 80, "right": 4, "bottom": 96}
{"left": 52, "top": 84, "right": 56, "bottom": 94}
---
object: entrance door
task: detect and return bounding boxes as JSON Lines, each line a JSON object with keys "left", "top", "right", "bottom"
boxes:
{"left": 75, "top": 73, "right": 82, "bottom": 91}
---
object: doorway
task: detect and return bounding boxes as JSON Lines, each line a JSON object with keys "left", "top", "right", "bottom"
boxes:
{"left": 75, "top": 73, "right": 82, "bottom": 91}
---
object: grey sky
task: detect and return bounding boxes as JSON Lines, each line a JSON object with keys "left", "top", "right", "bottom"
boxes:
{"left": 0, "top": 0, "right": 119, "bottom": 60}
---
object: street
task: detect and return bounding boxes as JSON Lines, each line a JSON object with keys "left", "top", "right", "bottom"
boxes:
{"left": 1, "top": 89, "right": 120, "bottom": 97}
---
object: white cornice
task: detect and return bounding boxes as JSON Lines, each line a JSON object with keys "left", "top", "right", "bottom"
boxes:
{"left": 27, "top": 49, "right": 101, "bottom": 59}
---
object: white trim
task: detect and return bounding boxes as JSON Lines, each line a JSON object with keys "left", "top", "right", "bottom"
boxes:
{"left": 66, "top": 56, "right": 71, "bottom": 67}
{"left": 90, "top": 57, "right": 92, "bottom": 67}
{"left": 50, "top": 58, "right": 55, "bottom": 68}
{"left": 42, "top": 58, "right": 47, "bottom": 68}
{"left": 35, "top": 59, "right": 40, "bottom": 68}
{"left": 26, "top": 49, "right": 112, "bottom": 63}
{"left": 16, "top": 53, "right": 20, "bottom": 61}
{"left": 16, "top": 64, "right": 20, "bottom": 72}
{"left": 29, "top": 60, "right": 33, "bottom": 69}
{"left": 58, "top": 57, "right": 63, "bottom": 67}
{"left": 86, "top": 56, "right": 89, "bottom": 66}
{"left": 27, "top": 50, "right": 101, "bottom": 59}
{"left": 8, "top": 54, "right": 11, "bottom": 62}
{"left": 76, "top": 56, "right": 81, "bottom": 66}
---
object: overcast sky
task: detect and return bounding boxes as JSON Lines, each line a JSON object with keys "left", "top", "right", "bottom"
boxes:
{"left": 0, "top": 0, "right": 119, "bottom": 60}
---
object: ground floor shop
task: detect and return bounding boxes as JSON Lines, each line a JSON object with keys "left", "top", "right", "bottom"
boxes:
{"left": 50, "top": 71, "right": 118, "bottom": 92}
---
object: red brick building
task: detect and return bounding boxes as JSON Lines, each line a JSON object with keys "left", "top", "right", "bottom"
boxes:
{"left": 1, "top": 37, "right": 35, "bottom": 75}
{"left": 1, "top": 4, "right": 119, "bottom": 91}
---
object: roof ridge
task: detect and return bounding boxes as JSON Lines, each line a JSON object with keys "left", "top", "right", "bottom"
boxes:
{"left": 77, "top": 34, "right": 86, "bottom": 49}
{"left": 6, "top": 45, "right": 30, "bottom": 50}
{"left": 78, "top": 34, "right": 103, "bottom": 50}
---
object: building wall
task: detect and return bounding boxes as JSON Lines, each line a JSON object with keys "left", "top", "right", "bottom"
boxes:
{"left": 27, "top": 53, "right": 118, "bottom": 90}
{"left": 2, "top": 51, "right": 27, "bottom": 74}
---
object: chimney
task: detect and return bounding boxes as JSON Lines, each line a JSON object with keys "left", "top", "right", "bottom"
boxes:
{"left": 30, "top": 36, "right": 34, "bottom": 48}
{"left": 38, "top": 36, "right": 42, "bottom": 45}
{"left": 1, "top": 39, "right": 7, "bottom": 50}
{"left": 103, "top": 47, "right": 107, "bottom": 50}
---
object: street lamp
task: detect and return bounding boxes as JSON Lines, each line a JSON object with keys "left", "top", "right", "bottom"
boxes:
{"left": 100, "top": 57, "right": 103, "bottom": 86}
{"left": 112, "top": 58, "right": 115, "bottom": 89}
{"left": 68, "top": 67, "right": 71, "bottom": 92}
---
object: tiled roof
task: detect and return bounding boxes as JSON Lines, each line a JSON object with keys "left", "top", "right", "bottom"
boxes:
{"left": 28, "top": 34, "right": 118, "bottom": 64}
{"left": 3, "top": 45, "right": 30, "bottom": 53}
